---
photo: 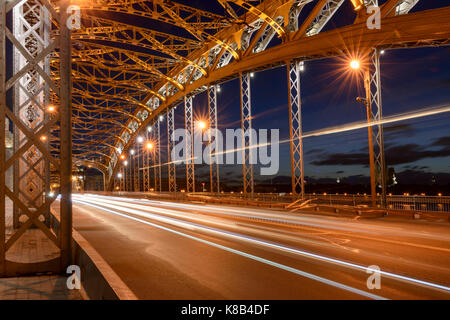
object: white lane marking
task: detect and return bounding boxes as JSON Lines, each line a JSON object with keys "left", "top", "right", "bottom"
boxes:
{"left": 73, "top": 199, "right": 387, "bottom": 300}
{"left": 74, "top": 196, "right": 450, "bottom": 294}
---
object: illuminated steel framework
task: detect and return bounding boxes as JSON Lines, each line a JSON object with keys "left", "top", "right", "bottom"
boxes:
{"left": 0, "top": 3, "right": 448, "bottom": 276}
{"left": 1, "top": 0, "right": 72, "bottom": 276}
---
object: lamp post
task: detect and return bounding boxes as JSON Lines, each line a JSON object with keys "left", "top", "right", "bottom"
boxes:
{"left": 352, "top": 59, "right": 377, "bottom": 208}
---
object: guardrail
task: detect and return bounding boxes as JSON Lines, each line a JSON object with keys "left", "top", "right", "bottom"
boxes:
{"left": 76, "top": 191, "right": 450, "bottom": 213}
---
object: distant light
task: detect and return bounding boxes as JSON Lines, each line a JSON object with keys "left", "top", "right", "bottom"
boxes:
{"left": 197, "top": 120, "right": 207, "bottom": 130}
{"left": 217, "top": 85, "right": 221, "bottom": 92}
{"left": 147, "top": 126, "right": 152, "bottom": 132}
{"left": 137, "top": 136, "right": 144, "bottom": 143}
{"left": 120, "top": 154, "right": 126, "bottom": 160}
{"left": 48, "top": 192, "right": 55, "bottom": 197}
{"left": 299, "top": 61, "right": 305, "bottom": 72}
{"left": 146, "top": 142, "right": 154, "bottom": 150}
{"left": 380, "top": 50, "right": 385, "bottom": 55}
{"left": 350, "top": 60, "right": 360, "bottom": 70}
{"left": 72, "top": 176, "right": 77, "bottom": 181}
{"left": 350, "top": 0, "right": 364, "bottom": 11}
{"left": 47, "top": 105, "right": 56, "bottom": 112}
{"left": 250, "top": 72, "right": 254, "bottom": 78}
{"left": 130, "top": 149, "right": 135, "bottom": 155}
{"left": 159, "top": 115, "right": 164, "bottom": 121}
{"left": 78, "top": 176, "right": 83, "bottom": 180}
{"left": 123, "top": 160, "right": 128, "bottom": 166}
{"left": 40, "top": 135, "right": 47, "bottom": 142}
{"left": 438, "top": 193, "right": 442, "bottom": 197}
{"left": 117, "top": 173, "right": 123, "bottom": 179}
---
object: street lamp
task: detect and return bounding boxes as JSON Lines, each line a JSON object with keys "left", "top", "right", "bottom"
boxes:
{"left": 137, "top": 136, "right": 144, "bottom": 143}
{"left": 350, "top": 59, "right": 360, "bottom": 70}
{"left": 146, "top": 142, "right": 154, "bottom": 150}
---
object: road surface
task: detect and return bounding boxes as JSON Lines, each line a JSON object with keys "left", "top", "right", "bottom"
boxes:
{"left": 67, "top": 194, "right": 450, "bottom": 299}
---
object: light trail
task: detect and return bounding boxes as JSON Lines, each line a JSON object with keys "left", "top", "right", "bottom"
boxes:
{"left": 137, "top": 104, "right": 450, "bottom": 170}
{"left": 73, "top": 198, "right": 387, "bottom": 300}
{"left": 73, "top": 195, "right": 450, "bottom": 293}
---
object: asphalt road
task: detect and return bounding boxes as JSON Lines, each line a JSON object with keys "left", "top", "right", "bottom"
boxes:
{"left": 69, "top": 194, "right": 450, "bottom": 299}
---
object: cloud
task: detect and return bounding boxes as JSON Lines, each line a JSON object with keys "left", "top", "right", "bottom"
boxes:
{"left": 306, "top": 148, "right": 324, "bottom": 155}
{"left": 311, "top": 140, "right": 450, "bottom": 167}
{"left": 431, "top": 136, "right": 450, "bottom": 148}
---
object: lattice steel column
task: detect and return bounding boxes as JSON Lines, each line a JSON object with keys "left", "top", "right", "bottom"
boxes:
{"left": 154, "top": 121, "right": 161, "bottom": 192}
{"left": 239, "top": 72, "right": 254, "bottom": 197}
{"left": 1, "top": 0, "right": 72, "bottom": 275}
{"left": 184, "top": 96, "right": 195, "bottom": 192}
{"left": 287, "top": 60, "right": 305, "bottom": 198}
{"left": 208, "top": 85, "right": 220, "bottom": 194}
{"left": 143, "top": 130, "right": 150, "bottom": 192}
{"left": 167, "top": 109, "right": 176, "bottom": 192}
{"left": 368, "top": 48, "right": 386, "bottom": 207}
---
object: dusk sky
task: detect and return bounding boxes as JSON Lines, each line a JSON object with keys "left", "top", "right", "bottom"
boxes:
{"left": 154, "top": 0, "right": 450, "bottom": 187}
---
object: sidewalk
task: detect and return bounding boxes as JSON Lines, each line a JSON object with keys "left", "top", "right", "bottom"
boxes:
{"left": 1, "top": 200, "right": 84, "bottom": 300}
{"left": 0, "top": 275, "right": 83, "bottom": 300}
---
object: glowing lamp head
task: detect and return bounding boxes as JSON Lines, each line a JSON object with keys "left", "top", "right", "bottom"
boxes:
{"left": 350, "top": 60, "right": 360, "bottom": 70}
{"left": 197, "top": 120, "right": 207, "bottom": 130}
{"left": 350, "top": 0, "right": 364, "bottom": 11}
{"left": 40, "top": 135, "right": 47, "bottom": 142}
{"left": 47, "top": 105, "right": 56, "bottom": 112}
{"left": 123, "top": 160, "right": 128, "bottom": 166}
{"left": 117, "top": 173, "right": 123, "bottom": 179}
{"left": 146, "top": 142, "right": 154, "bottom": 150}
{"left": 137, "top": 136, "right": 144, "bottom": 143}
{"left": 120, "top": 154, "right": 126, "bottom": 160}
{"left": 130, "top": 149, "right": 135, "bottom": 155}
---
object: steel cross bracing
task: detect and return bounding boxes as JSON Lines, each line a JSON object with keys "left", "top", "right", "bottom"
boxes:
{"left": 287, "top": 60, "right": 305, "bottom": 198}
{"left": 184, "top": 96, "right": 195, "bottom": 193}
{"left": 154, "top": 120, "right": 162, "bottom": 192}
{"left": 1, "top": 0, "right": 72, "bottom": 276}
{"left": 208, "top": 85, "right": 220, "bottom": 194}
{"left": 6, "top": 0, "right": 444, "bottom": 196}
{"left": 167, "top": 108, "right": 176, "bottom": 193}
{"left": 104, "top": 0, "right": 446, "bottom": 190}
{"left": 240, "top": 72, "right": 254, "bottom": 198}
{"left": 143, "top": 129, "right": 151, "bottom": 192}
{"left": 368, "top": 49, "right": 387, "bottom": 207}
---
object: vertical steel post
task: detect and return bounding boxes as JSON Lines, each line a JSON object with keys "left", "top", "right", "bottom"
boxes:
{"left": 167, "top": 109, "right": 176, "bottom": 192}
{"left": 154, "top": 120, "right": 161, "bottom": 192}
{"left": 143, "top": 130, "right": 150, "bottom": 192}
{"left": 239, "top": 72, "right": 254, "bottom": 198}
{"left": 59, "top": 0, "right": 73, "bottom": 269}
{"left": 368, "top": 49, "right": 387, "bottom": 207}
{"left": 208, "top": 86, "right": 220, "bottom": 194}
{"left": 184, "top": 96, "right": 195, "bottom": 192}
{"left": 287, "top": 60, "right": 305, "bottom": 198}
{"left": 0, "top": 0, "right": 6, "bottom": 276}
{"left": 364, "top": 70, "right": 377, "bottom": 208}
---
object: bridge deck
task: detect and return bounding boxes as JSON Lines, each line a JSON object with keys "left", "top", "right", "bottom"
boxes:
{"left": 66, "top": 194, "right": 450, "bottom": 299}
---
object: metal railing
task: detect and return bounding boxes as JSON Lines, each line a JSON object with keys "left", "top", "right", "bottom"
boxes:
{"left": 77, "top": 191, "right": 450, "bottom": 213}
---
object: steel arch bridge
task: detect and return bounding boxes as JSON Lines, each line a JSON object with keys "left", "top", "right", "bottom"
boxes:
{"left": 0, "top": 0, "right": 449, "bottom": 275}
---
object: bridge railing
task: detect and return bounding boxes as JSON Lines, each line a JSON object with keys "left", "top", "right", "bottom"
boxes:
{"left": 76, "top": 191, "right": 450, "bottom": 213}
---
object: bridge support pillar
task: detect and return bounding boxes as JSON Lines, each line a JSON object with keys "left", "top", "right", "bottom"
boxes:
{"left": 1, "top": 0, "right": 72, "bottom": 276}
{"left": 152, "top": 121, "right": 161, "bottom": 192}
{"left": 239, "top": 72, "right": 254, "bottom": 198}
{"left": 287, "top": 60, "right": 305, "bottom": 199}
{"left": 366, "top": 48, "right": 387, "bottom": 207}
{"left": 167, "top": 109, "right": 176, "bottom": 192}
{"left": 208, "top": 85, "right": 220, "bottom": 194}
{"left": 143, "top": 130, "right": 151, "bottom": 192}
{"left": 185, "top": 96, "right": 195, "bottom": 192}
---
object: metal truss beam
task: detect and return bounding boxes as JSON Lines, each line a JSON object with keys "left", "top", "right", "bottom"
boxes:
{"left": 208, "top": 85, "right": 220, "bottom": 194}
{"left": 368, "top": 48, "right": 387, "bottom": 207}
{"left": 167, "top": 108, "right": 176, "bottom": 193}
{"left": 184, "top": 96, "right": 195, "bottom": 193}
{"left": 287, "top": 60, "right": 305, "bottom": 198}
{"left": 239, "top": 72, "right": 254, "bottom": 198}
